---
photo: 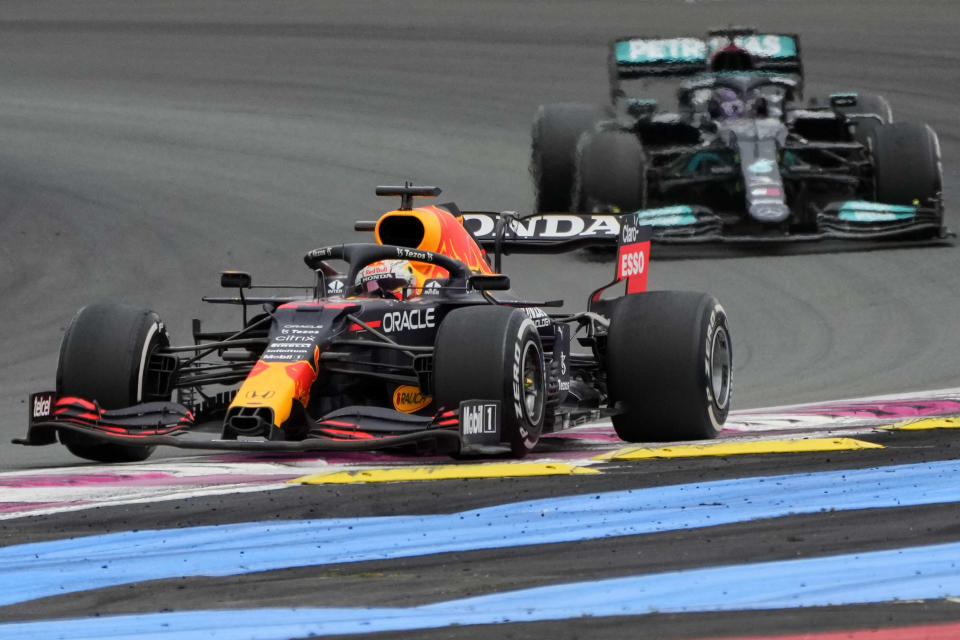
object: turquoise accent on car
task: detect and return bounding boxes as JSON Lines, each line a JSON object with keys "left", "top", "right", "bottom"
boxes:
{"left": 617, "top": 34, "right": 796, "bottom": 65}
{"left": 684, "top": 151, "right": 724, "bottom": 173}
{"left": 838, "top": 201, "right": 916, "bottom": 222}
{"left": 840, "top": 201, "right": 915, "bottom": 213}
{"left": 626, "top": 97, "right": 658, "bottom": 117}
{"left": 829, "top": 93, "right": 859, "bottom": 108}
{"left": 633, "top": 206, "right": 698, "bottom": 226}
{"left": 635, "top": 205, "right": 694, "bottom": 216}
{"left": 615, "top": 38, "right": 707, "bottom": 64}
{"left": 747, "top": 158, "right": 776, "bottom": 174}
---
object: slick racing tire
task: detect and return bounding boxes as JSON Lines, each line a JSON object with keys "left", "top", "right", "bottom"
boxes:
{"left": 848, "top": 93, "right": 892, "bottom": 149}
{"left": 56, "top": 302, "right": 170, "bottom": 462}
{"left": 852, "top": 117, "right": 881, "bottom": 151}
{"left": 869, "top": 121, "right": 942, "bottom": 206}
{"left": 531, "top": 102, "right": 613, "bottom": 213}
{"left": 434, "top": 306, "right": 546, "bottom": 458}
{"left": 574, "top": 128, "right": 647, "bottom": 213}
{"left": 606, "top": 292, "right": 732, "bottom": 442}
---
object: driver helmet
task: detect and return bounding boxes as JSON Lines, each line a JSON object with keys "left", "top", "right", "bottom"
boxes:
{"left": 355, "top": 259, "right": 417, "bottom": 299}
{"left": 709, "top": 44, "right": 755, "bottom": 72}
{"left": 709, "top": 87, "right": 745, "bottom": 119}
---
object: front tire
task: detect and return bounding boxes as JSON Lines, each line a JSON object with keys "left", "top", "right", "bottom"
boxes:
{"left": 606, "top": 292, "right": 732, "bottom": 442}
{"left": 434, "top": 306, "right": 546, "bottom": 457}
{"left": 531, "top": 103, "right": 613, "bottom": 213}
{"left": 869, "top": 121, "right": 942, "bottom": 205}
{"left": 56, "top": 302, "right": 169, "bottom": 462}
{"left": 574, "top": 128, "right": 647, "bottom": 213}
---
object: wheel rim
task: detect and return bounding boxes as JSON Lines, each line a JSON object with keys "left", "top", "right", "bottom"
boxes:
{"left": 521, "top": 340, "right": 544, "bottom": 425}
{"left": 710, "top": 326, "right": 731, "bottom": 409}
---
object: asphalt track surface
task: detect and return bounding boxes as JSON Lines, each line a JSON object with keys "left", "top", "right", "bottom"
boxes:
{"left": 1, "top": 0, "right": 960, "bottom": 638}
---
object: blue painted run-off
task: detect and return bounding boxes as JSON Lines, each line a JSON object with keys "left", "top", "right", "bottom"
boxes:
{"left": 3, "top": 540, "right": 960, "bottom": 639}
{"left": 3, "top": 460, "right": 960, "bottom": 608}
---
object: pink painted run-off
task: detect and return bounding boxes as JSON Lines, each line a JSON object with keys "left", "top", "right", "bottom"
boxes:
{"left": 701, "top": 620, "right": 960, "bottom": 640}
{"left": 0, "top": 473, "right": 298, "bottom": 488}
{"left": 802, "top": 399, "right": 960, "bottom": 418}
{"left": 0, "top": 472, "right": 177, "bottom": 488}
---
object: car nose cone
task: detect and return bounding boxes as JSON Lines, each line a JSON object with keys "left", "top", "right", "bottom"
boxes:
{"left": 749, "top": 202, "right": 791, "bottom": 223}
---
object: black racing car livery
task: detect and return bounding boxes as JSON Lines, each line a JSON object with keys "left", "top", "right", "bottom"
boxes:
{"left": 17, "top": 185, "right": 732, "bottom": 462}
{"left": 531, "top": 27, "right": 949, "bottom": 243}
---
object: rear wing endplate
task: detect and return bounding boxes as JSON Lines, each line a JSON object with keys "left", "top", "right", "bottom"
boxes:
{"left": 589, "top": 213, "right": 652, "bottom": 312}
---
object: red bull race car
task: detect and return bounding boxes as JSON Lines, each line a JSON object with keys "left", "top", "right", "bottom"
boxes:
{"left": 16, "top": 185, "right": 732, "bottom": 462}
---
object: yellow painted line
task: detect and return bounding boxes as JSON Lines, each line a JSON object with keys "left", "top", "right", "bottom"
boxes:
{"left": 594, "top": 437, "right": 884, "bottom": 461}
{"left": 885, "top": 416, "right": 960, "bottom": 431}
{"left": 289, "top": 462, "right": 600, "bottom": 484}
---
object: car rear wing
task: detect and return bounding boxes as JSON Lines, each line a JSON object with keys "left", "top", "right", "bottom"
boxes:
{"left": 463, "top": 211, "right": 651, "bottom": 294}
{"left": 611, "top": 37, "right": 710, "bottom": 78}
{"left": 460, "top": 211, "right": 652, "bottom": 296}
{"left": 460, "top": 211, "right": 624, "bottom": 254}
{"left": 610, "top": 30, "right": 802, "bottom": 84}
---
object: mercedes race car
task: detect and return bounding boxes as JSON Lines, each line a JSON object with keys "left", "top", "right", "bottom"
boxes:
{"left": 531, "top": 27, "right": 948, "bottom": 243}
{"left": 17, "top": 185, "right": 732, "bottom": 462}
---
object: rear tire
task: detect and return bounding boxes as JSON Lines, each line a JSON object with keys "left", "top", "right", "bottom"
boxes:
{"left": 434, "top": 306, "right": 545, "bottom": 457}
{"left": 56, "top": 302, "right": 169, "bottom": 462}
{"left": 531, "top": 103, "right": 613, "bottom": 213}
{"left": 869, "top": 121, "right": 942, "bottom": 205}
{"left": 574, "top": 128, "right": 647, "bottom": 213}
{"left": 606, "top": 292, "right": 732, "bottom": 442}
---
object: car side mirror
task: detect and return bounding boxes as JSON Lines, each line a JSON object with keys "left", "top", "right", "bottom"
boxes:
{"left": 627, "top": 98, "right": 657, "bottom": 119}
{"left": 221, "top": 270, "right": 252, "bottom": 289}
{"left": 829, "top": 93, "right": 858, "bottom": 109}
{"left": 469, "top": 274, "right": 510, "bottom": 291}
